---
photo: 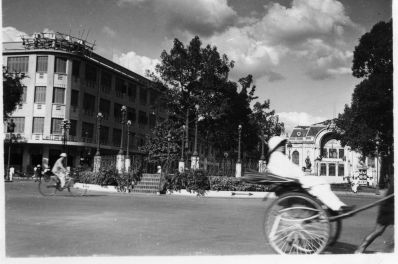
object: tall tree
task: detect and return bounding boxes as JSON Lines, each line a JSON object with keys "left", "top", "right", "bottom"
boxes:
{"left": 336, "top": 20, "right": 393, "bottom": 185}
{"left": 3, "top": 67, "right": 25, "bottom": 120}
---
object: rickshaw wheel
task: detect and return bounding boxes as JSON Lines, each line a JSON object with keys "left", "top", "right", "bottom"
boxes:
{"left": 264, "top": 192, "right": 330, "bottom": 254}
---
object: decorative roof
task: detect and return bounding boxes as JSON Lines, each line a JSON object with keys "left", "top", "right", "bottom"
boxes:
{"left": 306, "top": 126, "right": 325, "bottom": 137}
{"left": 290, "top": 127, "right": 309, "bottom": 137}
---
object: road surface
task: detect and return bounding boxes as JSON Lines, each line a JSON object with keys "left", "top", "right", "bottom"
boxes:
{"left": 4, "top": 181, "right": 394, "bottom": 257}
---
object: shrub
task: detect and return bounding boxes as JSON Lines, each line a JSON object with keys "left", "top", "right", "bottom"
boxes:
{"left": 208, "top": 176, "right": 271, "bottom": 192}
{"left": 165, "top": 169, "right": 210, "bottom": 196}
{"left": 71, "top": 165, "right": 142, "bottom": 192}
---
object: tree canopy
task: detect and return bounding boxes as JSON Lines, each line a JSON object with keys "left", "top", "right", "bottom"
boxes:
{"left": 336, "top": 20, "right": 393, "bottom": 159}
{"left": 146, "top": 36, "right": 284, "bottom": 162}
{"left": 3, "top": 67, "right": 25, "bottom": 120}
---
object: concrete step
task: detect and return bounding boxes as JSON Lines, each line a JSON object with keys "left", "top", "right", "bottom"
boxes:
{"left": 132, "top": 173, "right": 161, "bottom": 194}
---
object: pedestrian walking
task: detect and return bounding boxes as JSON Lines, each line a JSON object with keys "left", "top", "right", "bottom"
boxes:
{"left": 355, "top": 178, "right": 394, "bottom": 253}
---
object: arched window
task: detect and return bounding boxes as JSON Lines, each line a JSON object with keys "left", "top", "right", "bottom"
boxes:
{"left": 292, "top": 151, "right": 300, "bottom": 165}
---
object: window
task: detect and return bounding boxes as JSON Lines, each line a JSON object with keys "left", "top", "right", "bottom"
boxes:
{"left": 322, "top": 148, "right": 328, "bottom": 158}
{"left": 139, "top": 87, "right": 147, "bottom": 105}
{"left": 292, "top": 151, "right": 299, "bottom": 165}
{"left": 128, "top": 83, "right": 137, "bottom": 101}
{"left": 21, "top": 86, "right": 27, "bottom": 103}
{"left": 51, "top": 118, "right": 63, "bottom": 134}
{"left": 138, "top": 111, "right": 148, "bottom": 126}
{"left": 127, "top": 107, "right": 136, "bottom": 123}
{"left": 114, "top": 103, "right": 122, "bottom": 122}
{"left": 150, "top": 90, "right": 159, "bottom": 105}
{"left": 32, "top": 117, "right": 45, "bottom": 133}
{"left": 53, "top": 87, "right": 65, "bottom": 104}
{"left": 329, "top": 149, "right": 337, "bottom": 159}
{"left": 69, "top": 120, "right": 77, "bottom": 136}
{"left": 338, "top": 149, "right": 344, "bottom": 159}
{"left": 36, "top": 56, "right": 48, "bottom": 72}
{"left": 54, "top": 57, "right": 67, "bottom": 73}
{"left": 101, "top": 72, "right": 112, "bottom": 93}
{"left": 34, "top": 86, "right": 46, "bottom": 103}
{"left": 82, "top": 122, "right": 94, "bottom": 139}
{"left": 99, "top": 98, "right": 111, "bottom": 119}
{"left": 338, "top": 164, "right": 345, "bottom": 176}
{"left": 71, "top": 90, "right": 79, "bottom": 107}
{"left": 113, "top": 129, "right": 122, "bottom": 146}
{"left": 115, "top": 78, "right": 126, "bottom": 97}
{"left": 83, "top": 93, "right": 96, "bottom": 115}
{"left": 100, "top": 126, "right": 109, "bottom": 145}
{"left": 329, "top": 163, "right": 336, "bottom": 176}
{"left": 367, "top": 157, "right": 375, "bottom": 168}
{"left": 149, "top": 113, "right": 156, "bottom": 128}
{"left": 85, "top": 64, "right": 97, "bottom": 87}
{"left": 320, "top": 163, "right": 327, "bottom": 176}
{"left": 72, "top": 60, "right": 80, "bottom": 78}
{"left": 7, "top": 56, "right": 29, "bottom": 73}
{"left": 12, "top": 117, "right": 25, "bottom": 133}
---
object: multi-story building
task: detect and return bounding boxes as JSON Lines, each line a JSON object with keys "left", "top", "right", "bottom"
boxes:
{"left": 3, "top": 32, "right": 166, "bottom": 173}
{"left": 287, "top": 121, "right": 379, "bottom": 185}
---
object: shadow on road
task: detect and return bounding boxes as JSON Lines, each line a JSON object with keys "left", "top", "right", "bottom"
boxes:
{"left": 324, "top": 241, "right": 376, "bottom": 254}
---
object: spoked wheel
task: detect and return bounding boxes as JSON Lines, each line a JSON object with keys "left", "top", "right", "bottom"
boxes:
{"left": 38, "top": 175, "right": 59, "bottom": 196}
{"left": 327, "top": 213, "right": 342, "bottom": 246}
{"left": 264, "top": 192, "right": 330, "bottom": 254}
{"left": 65, "top": 178, "right": 87, "bottom": 196}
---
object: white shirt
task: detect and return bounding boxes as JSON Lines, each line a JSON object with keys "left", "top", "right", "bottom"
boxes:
{"left": 267, "top": 151, "right": 328, "bottom": 189}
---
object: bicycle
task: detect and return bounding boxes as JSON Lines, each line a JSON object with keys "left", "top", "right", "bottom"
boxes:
{"left": 241, "top": 171, "right": 394, "bottom": 255}
{"left": 38, "top": 170, "right": 86, "bottom": 196}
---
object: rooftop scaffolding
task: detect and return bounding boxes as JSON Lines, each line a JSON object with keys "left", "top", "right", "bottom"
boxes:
{"left": 21, "top": 32, "right": 95, "bottom": 56}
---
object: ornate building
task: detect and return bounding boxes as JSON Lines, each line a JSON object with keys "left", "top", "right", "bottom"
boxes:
{"left": 287, "top": 121, "right": 379, "bottom": 185}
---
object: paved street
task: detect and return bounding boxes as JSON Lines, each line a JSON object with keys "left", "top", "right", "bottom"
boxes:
{"left": 5, "top": 181, "right": 394, "bottom": 257}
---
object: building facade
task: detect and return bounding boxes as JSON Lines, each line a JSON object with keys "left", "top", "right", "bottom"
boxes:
{"left": 3, "top": 32, "right": 166, "bottom": 173}
{"left": 287, "top": 122, "right": 379, "bottom": 185}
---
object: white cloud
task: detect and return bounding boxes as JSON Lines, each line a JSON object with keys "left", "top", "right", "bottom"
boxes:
{"left": 102, "top": 26, "right": 116, "bottom": 37}
{"left": 278, "top": 111, "right": 326, "bottom": 134}
{"left": 202, "top": 0, "right": 358, "bottom": 80}
{"left": 112, "top": 51, "right": 160, "bottom": 76}
{"left": 119, "top": 0, "right": 237, "bottom": 35}
{"left": 2, "top": 27, "right": 27, "bottom": 42}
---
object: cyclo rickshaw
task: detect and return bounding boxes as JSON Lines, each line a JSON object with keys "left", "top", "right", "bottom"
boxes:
{"left": 241, "top": 171, "right": 394, "bottom": 255}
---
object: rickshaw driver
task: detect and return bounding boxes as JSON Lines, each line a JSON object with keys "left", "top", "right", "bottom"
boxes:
{"left": 267, "top": 136, "right": 354, "bottom": 213}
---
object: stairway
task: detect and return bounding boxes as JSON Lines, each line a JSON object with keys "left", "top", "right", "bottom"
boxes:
{"left": 131, "top": 173, "right": 161, "bottom": 194}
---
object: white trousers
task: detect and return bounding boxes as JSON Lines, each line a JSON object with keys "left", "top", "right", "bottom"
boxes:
{"left": 55, "top": 172, "right": 66, "bottom": 188}
{"left": 300, "top": 176, "right": 346, "bottom": 211}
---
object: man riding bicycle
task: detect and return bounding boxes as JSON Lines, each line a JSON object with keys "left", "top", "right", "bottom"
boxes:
{"left": 267, "top": 136, "right": 354, "bottom": 213}
{"left": 52, "top": 153, "right": 68, "bottom": 189}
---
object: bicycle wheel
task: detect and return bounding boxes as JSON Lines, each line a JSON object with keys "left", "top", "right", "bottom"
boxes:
{"left": 65, "top": 178, "right": 87, "bottom": 196}
{"left": 264, "top": 192, "right": 330, "bottom": 254}
{"left": 327, "top": 212, "right": 342, "bottom": 246}
{"left": 38, "top": 175, "right": 59, "bottom": 196}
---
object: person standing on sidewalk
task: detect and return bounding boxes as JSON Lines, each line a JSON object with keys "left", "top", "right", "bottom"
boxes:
{"left": 355, "top": 177, "right": 394, "bottom": 253}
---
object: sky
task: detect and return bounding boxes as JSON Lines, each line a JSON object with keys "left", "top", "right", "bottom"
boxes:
{"left": 1, "top": 0, "right": 393, "bottom": 133}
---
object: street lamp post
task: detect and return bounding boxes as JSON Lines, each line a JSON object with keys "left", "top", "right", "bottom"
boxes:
{"left": 191, "top": 104, "right": 199, "bottom": 170}
{"left": 125, "top": 120, "right": 132, "bottom": 172}
{"left": 95, "top": 112, "right": 103, "bottom": 156}
{"left": 179, "top": 125, "right": 186, "bottom": 172}
{"left": 61, "top": 119, "right": 71, "bottom": 165}
{"left": 6, "top": 119, "right": 16, "bottom": 181}
{"left": 119, "top": 105, "right": 127, "bottom": 155}
{"left": 375, "top": 133, "right": 380, "bottom": 195}
{"left": 93, "top": 113, "right": 103, "bottom": 172}
{"left": 236, "top": 124, "right": 242, "bottom": 177}
{"left": 117, "top": 105, "right": 127, "bottom": 173}
{"left": 287, "top": 141, "right": 292, "bottom": 160}
{"left": 259, "top": 130, "right": 266, "bottom": 173}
